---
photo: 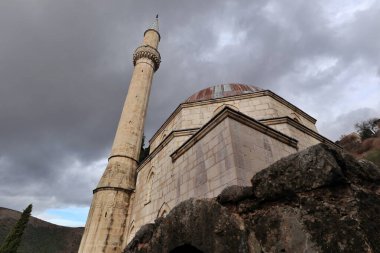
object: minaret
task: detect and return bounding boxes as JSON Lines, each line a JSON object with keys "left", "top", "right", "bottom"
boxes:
{"left": 79, "top": 16, "right": 161, "bottom": 253}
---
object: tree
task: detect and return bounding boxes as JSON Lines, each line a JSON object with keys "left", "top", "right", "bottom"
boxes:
{"left": 355, "top": 118, "right": 379, "bottom": 140}
{"left": 0, "top": 204, "right": 32, "bottom": 253}
{"left": 138, "top": 135, "right": 150, "bottom": 163}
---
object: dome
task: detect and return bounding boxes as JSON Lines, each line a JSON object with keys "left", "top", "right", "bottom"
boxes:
{"left": 185, "top": 83, "right": 263, "bottom": 103}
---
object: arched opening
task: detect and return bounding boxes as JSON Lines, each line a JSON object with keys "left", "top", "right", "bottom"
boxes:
{"left": 127, "top": 221, "right": 135, "bottom": 242}
{"left": 157, "top": 202, "right": 171, "bottom": 218}
{"left": 170, "top": 244, "right": 204, "bottom": 253}
{"left": 145, "top": 169, "right": 155, "bottom": 204}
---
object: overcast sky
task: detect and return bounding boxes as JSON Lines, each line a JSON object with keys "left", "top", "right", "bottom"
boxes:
{"left": 1, "top": 0, "right": 379, "bottom": 226}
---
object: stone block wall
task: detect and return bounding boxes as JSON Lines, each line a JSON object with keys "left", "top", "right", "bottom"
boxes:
{"left": 125, "top": 114, "right": 298, "bottom": 245}
{"left": 149, "top": 110, "right": 183, "bottom": 151}
{"left": 268, "top": 98, "right": 317, "bottom": 131}
{"left": 269, "top": 122, "right": 320, "bottom": 150}
{"left": 149, "top": 93, "right": 317, "bottom": 151}
{"left": 228, "top": 119, "right": 297, "bottom": 185}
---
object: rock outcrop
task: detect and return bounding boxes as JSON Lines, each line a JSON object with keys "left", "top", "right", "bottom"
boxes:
{"left": 124, "top": 144, "right": 380, "bottom": 253}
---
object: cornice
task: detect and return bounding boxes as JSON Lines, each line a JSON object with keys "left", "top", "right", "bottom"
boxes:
{"left": 149, "top": 90, "right": 316, "bottom": 146}
{"left": 93, "top": 186, "right": 134, "bottom": 194}
{"left": 170, "top": 107, "right": 298, "bottom": 162}
{"left": 149, "top": 105, "right": 183, "bottom": 146}
{"left": 137, "top": 128, "right": 199, "bottom": 173}
{"left": 263, "top": 91, "right": 317, "bottom": 124}
{"left": 260, "top": 117, "right": 341, "bottom": 150}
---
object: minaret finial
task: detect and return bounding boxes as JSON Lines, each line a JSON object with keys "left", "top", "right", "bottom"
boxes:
{"left": 149, "top": 14, "right": 159, "bottom": 32}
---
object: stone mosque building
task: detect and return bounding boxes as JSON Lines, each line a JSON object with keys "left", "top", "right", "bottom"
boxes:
{"left": 79, "top": 17, "right": 338, "bottom": 253}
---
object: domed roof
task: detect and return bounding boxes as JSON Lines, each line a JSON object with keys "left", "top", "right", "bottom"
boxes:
{"left": 185, "top": 83, "right": 263, "bottom": 103}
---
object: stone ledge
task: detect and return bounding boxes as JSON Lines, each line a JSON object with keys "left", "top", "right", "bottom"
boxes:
{"left": 93, "top": 186, "right": 134, "bottom": 194}
{"left": 170, "top": 107, "right": 298, "bottom": 162}
{"left": 137, "top": 128, "right": 199, "bottom": 173}
{"left": 260, "top": 116, "right": 341, "bottom": 150}
{"left": 149, "top": 90, "right": 316, "bottom": 148}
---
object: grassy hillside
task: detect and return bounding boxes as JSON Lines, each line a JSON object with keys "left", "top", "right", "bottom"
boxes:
{"left": 337, "top": 134, "right": 380, "bottom": 168}
{"left": 0, "top": 207, "right": 83, "bottom": 253}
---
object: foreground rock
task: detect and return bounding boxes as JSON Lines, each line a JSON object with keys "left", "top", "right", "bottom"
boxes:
{"left": 124, "top": 144, "right": 380, "bottom": 253}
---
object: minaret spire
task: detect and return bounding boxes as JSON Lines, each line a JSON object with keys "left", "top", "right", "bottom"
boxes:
{"left": 144, "top": 14, "right": 160, "bottom": 41}
{"left": 151, "top": 14, "right": 159, "bottom": 32}
{"left": 79, "top": 18, "right": 161, "bottom": 253}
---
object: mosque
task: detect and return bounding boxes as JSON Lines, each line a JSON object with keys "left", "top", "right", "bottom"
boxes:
{"left": 78, "top": 17, "right": 338, "bottom": 253}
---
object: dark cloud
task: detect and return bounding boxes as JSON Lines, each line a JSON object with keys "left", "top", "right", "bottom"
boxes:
{"left": 0, "top": 0, "right": 379, "bottom": 214}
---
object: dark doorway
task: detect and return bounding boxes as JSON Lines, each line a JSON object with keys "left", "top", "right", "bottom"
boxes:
{"left": 170, "top": 244, "right": 204, "bottom": 253}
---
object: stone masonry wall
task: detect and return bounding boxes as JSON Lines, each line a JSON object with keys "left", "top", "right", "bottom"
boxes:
{"left": 124, "top": 134, "right": 190, "bottom": 245}
{"left": 125, "top": 116, "right": 298, "bottom": 245}
{"left": 228, "top": 119, "right": 297, "bottom": 186}
{"left": 124, "top": 144, "right": 380, "bottom": 253}
{"left": 268, "top": 98, "right": 317, "bottom": 131}
{"left": 269, "top": 122, "right": 321, "bottom": 150}
{"left": 149, "top": 94, "right": 317, "bottom": 151}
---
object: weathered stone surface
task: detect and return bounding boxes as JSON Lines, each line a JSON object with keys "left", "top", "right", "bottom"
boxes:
{"left": 124, "top": 199, "right": 249, "bottom": 253}
{"left": 251, "top": 144, "right": 347, "bottom": 200}
{"left": 217, "top": 185, "right": 253, "bottom": 204}
{"left": 124, "top": 144, "right": 380, "bottom": 253}
{"left": 127, "top": 223, "right": 156, "bottom": 249}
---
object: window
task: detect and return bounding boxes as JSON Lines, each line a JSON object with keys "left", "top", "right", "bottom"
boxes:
{"left": 145, "top": 170, "right": 154, "bottom": 204}
{"left": 127, "top": 221, "right": 135, "bottom": 242}
{"left": 157, "top": 202, "right": 170, "bottom": 218}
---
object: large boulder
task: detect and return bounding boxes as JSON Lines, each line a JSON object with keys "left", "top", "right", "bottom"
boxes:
{"left": 124, "top": 144, "right": 380, "bottom": 253}
{"left": 124, "top": 199, "right": 248, "bottom": 253}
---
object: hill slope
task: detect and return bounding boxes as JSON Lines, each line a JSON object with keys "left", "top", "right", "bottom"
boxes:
{"left": 337, "top": 134, "right": 380, "bottom": 167}
{"left": 0, "top": 207, "right": 83, "bottom": 253}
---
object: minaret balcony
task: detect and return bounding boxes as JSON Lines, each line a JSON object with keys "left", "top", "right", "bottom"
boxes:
{"left": 133, "top": 45, "right": 161, "bottom": 71}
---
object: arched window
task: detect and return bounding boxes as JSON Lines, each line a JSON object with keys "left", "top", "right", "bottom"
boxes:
{"left": 157, "top": 202, "right": 171, "bottom": 218}
{"left": 145, "top": 170, "right": 155, "bottom": 204}
{"left": 127, "top": 221, "right": 135, "bottom": 242}
{"left": 170, "top": 245, "right": 204, "bottom": 253}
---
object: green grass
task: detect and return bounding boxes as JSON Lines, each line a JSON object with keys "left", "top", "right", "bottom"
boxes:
{"left": 364, "top": 148, "right": 380, "bottom": 168}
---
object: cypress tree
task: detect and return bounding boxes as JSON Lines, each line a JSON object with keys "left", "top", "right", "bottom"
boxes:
{"left": 0, "top": 204, "right": 32, "bottom": 253}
